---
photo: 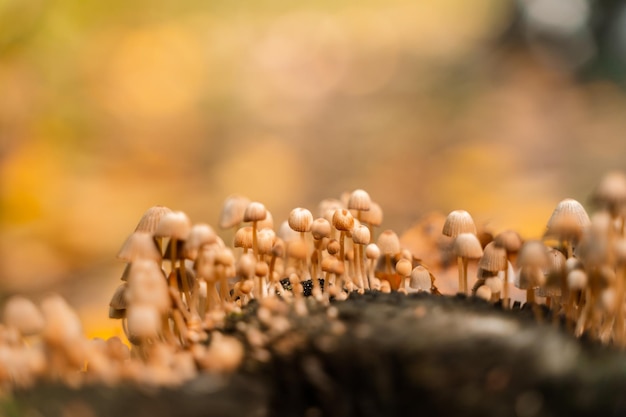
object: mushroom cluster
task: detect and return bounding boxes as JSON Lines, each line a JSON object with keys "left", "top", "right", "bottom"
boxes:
{"left": 3, "top": 173, "right": 626, "bottom": 393}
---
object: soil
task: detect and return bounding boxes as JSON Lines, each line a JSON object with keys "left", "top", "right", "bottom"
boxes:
{"left": 7, "top": 292, "right": 626, "bottom": 417}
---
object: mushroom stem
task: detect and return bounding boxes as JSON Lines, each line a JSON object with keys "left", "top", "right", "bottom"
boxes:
{"left": 385, "top": 254, "right": 392, "bottom": 276}
{"left": 462, "top": 257, "right": 469, "bottom": 295}
{"left": 357, "top": 245, "right": 366, "bottom": 290}
{"left": 457, "top": 256, "right": 464, "bottom": 294}
{"left": 503, "top": 261, "right": 510, "bottom": 309}
{"left": 252, "top": 221, "right": 259, "bottom": 259}
{"left": 615, "top": 267, "right": 626, "bottom": 345}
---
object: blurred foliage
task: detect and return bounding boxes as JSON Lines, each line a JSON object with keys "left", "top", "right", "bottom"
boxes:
{"left": 1, "top": 0, "right": 626, "bottom": 337}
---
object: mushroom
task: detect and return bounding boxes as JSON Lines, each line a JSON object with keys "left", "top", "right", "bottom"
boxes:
{"left": 545, "top": 198, "right": 591, "bottom": 258}
{"left": 332, "top": 209, "right": 355, "bottom": 269}
{"left": 409, "top": 266, "right": 432, "bottom": 293}
{"left": 494, "top": 229, "right": 523, "bottom": 308}
{"left": 478, "top": 242, "right": 507, "bottom": 301}
{"left": 443, "top": 210, "right": 478, "bottom": 294}
{"left": 348, "top": 189, "right": 371, "bottom": 222}
{"left": 243, "top": 202, "right": 268, "bottom": 258}
{"left": 376, "top": 230, "right": 402, "bottom": 290}
{"left": 516, "top": 240, "right": 549, "bottom": 305}
{"left": 453, "top": 233, "right": 483, "bottom": 295}
{"left": 218, "top": 195, "right": 250, "bottom": 230}
{"left": 591, "top": 171, "right": 626, "bottom": 234}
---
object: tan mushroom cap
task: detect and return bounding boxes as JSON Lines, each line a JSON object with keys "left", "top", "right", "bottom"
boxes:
{"left": 546, "top": 198, "right": 591, "bottom": 239}
{"left": 185, "top": 224, "right": 217, "bottom": 259}
{"left": 348, "top": 189, "right": 371, "bottom": 212}
{"left": 219, "top": 195, "right": 250, "bottom": 229}
{"left": 311, "top": 218, "right": 331, "bottom": 240}
{"left": 3, "top": 296, "right": 45, "bottom": 336}
{"left": 409, "top": 266, "right": 431, "bottom": 292}
{"left": 442, "top": 210, "right": 477, "bottom": 238}
{"left": 288, "top": 208, "right": 314, "bottom": 233}
{"left": 453, "top": 233, "right": 483, "bottom": 259}
{"left": 155, "top": 211, "right": 192, "bottom": 240}
{"left": 333, "top": 209, "right": 355, "bottom": 232}
{"left": 135, "top": 205, "right": 173, "bottom": 234}
{"left": 365, "top": 243, "right": 381, "bottom": 260}
{"left": 233, "top": 226, "right": 254, "bottom": 250}
{"left": 377, "top": 230, "right": 401, "bottom": 256}
{"left": 494, "top": 229, "right": 523, "bottom": 253}
{"left": 361, "top": 201, "right": 383, "bottom": 227}
{"left": 243, "top": 202, "right": 267, "bottom": 223}
{"left": 542, "top": 248, "right": 567, "bottom": 291}
{"left": 591, "top": 171, "right": 626, "bottom": 214}
{"left": 257, "top": 228, "right": 277, "bottom": 255}
{"left": 515, "top": 266, "right": 545, "bottom": 289}
{"left": 117, "top": 231, "right": 162, "bottom": 262}
{"left": 517, "top": 241, "right": 550, "bottom": 269}
{"left": 318, "top": 198, "right": 344, "bottom": 220}
{"left": 475, "top": 285, "right": 492, "bottom": 301}
{"left": 352, "top": 225, "right": 371, "bottom": 245}
{"left": 395, "top": 258, "right": 412, "bottom": 277}
{"left": 478, "top": 242, "right": 507, "bottom": 272}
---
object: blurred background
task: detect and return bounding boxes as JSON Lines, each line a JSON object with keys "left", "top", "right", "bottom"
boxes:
{"left": 1, "top": 0, "right": 626, "bottom": 338}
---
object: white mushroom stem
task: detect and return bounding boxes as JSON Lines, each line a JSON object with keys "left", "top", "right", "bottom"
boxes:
{"left": 503, "top": 259, "right": 511, "bottom": 309}
{"left": 252, "top": 221, "right": 259, "bottom": 258}
{"left": 457, "top": 256, "right": 464, "bottom": 294}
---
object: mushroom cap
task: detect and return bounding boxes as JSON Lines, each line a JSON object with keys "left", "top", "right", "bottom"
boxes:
{"left": 184, "top": 224, "right": 217, "bottom": 260}
{"left": 278, "top": 220, "right": 300, "bottom": 243}
{"left": 365, "top": 243, "right": 381, "bottom": 260}
{"left": 287, "top": 239, "right": 308, "bottom": 261}
{"left": 377, "top": 230, "right": 401, "bottom": 256}
{"left": 288, "top": 208, "right": 314, "bottom": 233}
{"left": 475, "top": 285, "right": 492, "bottom": 301}
{"left": 591, "top": 171, "right": 626, "bottom": 214}
{"left": 311, "top": 218, "right": 331, "bottom": 240}
{"left": 348, "top": 189, "right": 371, "bottom": 211}
{"left": 117, "top": 232, "right": 162, "bottom": 262}
{"left": 332, "top": 209, "right": 355, "bottom": 232}
{"left": 442, "top": 210, "right": 477, "bottom": 237}
{"left": 3, "top": 296, "right": 45, "bottom": 336}
{"left": 484, "top": 276, "right": 503, "bottom": 294}
{"left": 219, "top": 195, "right": 250, "bottom": 229}
{"left": 352, "top": 225, "right": 371, "bottom": 245}
{"left": 515, "top": 266, "right": 545, "bottom": 289}
{"left": 155, "top": 211, "right": 192, "bottom": 240}
{"left": 244, "top": 202, "right": 267, "bottom": 223}
{"left": 257, "top": 228, "right": 277, "bottom": 255}
{"left": 41, "top": 295, "right": 83, "bottom": 346}
{"left": 361, "top": 201, "right": 383, "bottom": 227}
{"left": 493, "top": 229, "right": 523, "bottom": 253}
{"left": 135, "top": 206, "right": 173, "bottom": 234}
{"left": 453, "top": 233, "right": 483, "bottom": 259}
{"left": 409, "top": 266, "right": 431, "bottom": 291}
{"left": 318, "top": 198, "right": 344, "bottom": 220}
{"left": 233, "top": 226, "right": 254, "bottom": 250}
{"left": 478, "top": 242, "right": 507, "bottom": 272}
{"left": 109, "top": 283, "right": 128, "bottom": 311}
{"left": 236, "top": 253, "right": 257, "bottom": 278}
{"left": 567, "top": 268, "right": 587, "bottom": 290}
{"left": 542, "top": 248, "right": 566, "bottom": 292}
{"left": 517, "top": 241, "right": 549, "bottom": 269}
{"left": 545, "top": 198, "right": 590, "bottom": 240}
{"left": 395, "top": 258, "right": 412, "bottom": 277}
{"left": 321, "top": 256, "right": 344, "bottom": 274}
